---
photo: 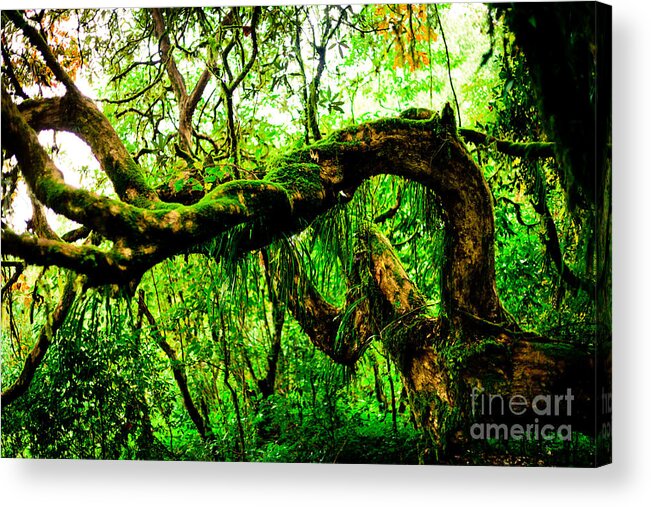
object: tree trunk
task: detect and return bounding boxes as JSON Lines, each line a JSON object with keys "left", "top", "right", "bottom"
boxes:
{"left": 355, "top": 228, "right": 595, "bottom": 456}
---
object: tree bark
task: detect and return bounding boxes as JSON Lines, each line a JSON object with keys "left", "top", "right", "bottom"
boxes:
{"left": 344, "top": 228, "right": 594, "bottom": 455}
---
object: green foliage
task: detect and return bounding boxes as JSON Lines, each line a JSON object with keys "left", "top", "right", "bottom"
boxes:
{"left": 2, "top": 291, "right": 173, "bottom": 460}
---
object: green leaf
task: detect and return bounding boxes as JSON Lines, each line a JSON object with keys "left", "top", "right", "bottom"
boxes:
{"left": 173, "top": 178, "right": 186, "bottom": 192}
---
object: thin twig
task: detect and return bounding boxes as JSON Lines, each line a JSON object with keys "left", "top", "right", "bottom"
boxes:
{"left": 433, "top": 5, "right": 461, "bottom": 126}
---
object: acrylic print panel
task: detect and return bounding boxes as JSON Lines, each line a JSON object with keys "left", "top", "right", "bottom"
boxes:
{"left": 0, "top": 2, "right": 611, "bottom": 466}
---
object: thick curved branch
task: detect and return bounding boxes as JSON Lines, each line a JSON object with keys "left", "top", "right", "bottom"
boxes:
{"left": 257, "top": 107, "right": 502, "bottom": 321}
{"left": 276, "top": 246, "right": 374, "bottom": 366}
{"left": 293, "top": 283, "right": 341, "bottom": 357}
{"left": 1, "top": 272, "right": 77, "bottom": 406}
{"left": 2, "top": 227, "right": 130, "bottom": 282}
{"left": 354, "top": 228, "right": 594, "bottom": 444}
{"left": 3, "top": 89, "right": 160, "bottom": 241}
{"left": 283, "top": 270, "right": 364, "bottom": 365}
{"left": 15, "top": 92, "right": 158, "bottom": 205}
{"left": 4, "top": 88, "right": 284, "bottom": 252}
{"left": 5, "top": 101, "right": 503, "bottom": 320}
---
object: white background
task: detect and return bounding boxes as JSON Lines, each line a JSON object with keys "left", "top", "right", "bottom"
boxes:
{"left": 2, "top": 0, "right": 650, "bottom": 505}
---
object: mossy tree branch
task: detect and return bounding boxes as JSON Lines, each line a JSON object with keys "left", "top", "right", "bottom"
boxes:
{"left": 15, "top": 92, "right": 158, "bottom": 206}
{"left": 281, "top": 264, "right": 371, "bottom": 367}
{"left": 4, "top": 98, "right": 503, "bottom": 324}
{"left": 269, "top": 225, "right": 593, "bottom": 449}
{"left": 2, "top": 89, "right": 170, "bottom": 243}
{"left": 1, "top": 227, "right": 131, "bottom": 283}
{"left": 4, "top": 11, "right": 159, "bottom": 207}
{"left": 460, "top": 128, "right": 555, "bottom": 159}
